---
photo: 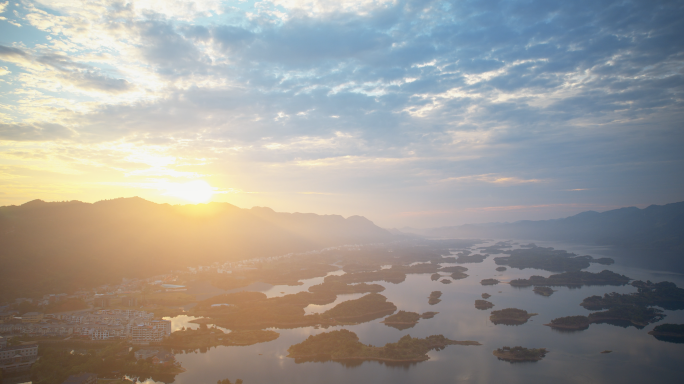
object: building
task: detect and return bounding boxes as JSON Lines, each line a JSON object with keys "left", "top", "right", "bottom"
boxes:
{"left": 0, "top": 343, "right": 38, "bottom": 373}
{"left": 131, "top": 319, "right": 171, "bottom": 344}
{"left": 62, "top": 373, "right": 97, "bottom": 384}
{"left": 93, "top": 296, "right": 110, "bottom": 308}
{"left": 21, "top": 312, "right": 43, "bottom": 323}
{"left": 0, "top": 336, "right": 5, "bottom": 349}
{"left": 122, "top": 296, "right": 138, "bottom": 306}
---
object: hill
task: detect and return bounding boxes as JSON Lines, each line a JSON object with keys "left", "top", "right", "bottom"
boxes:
{"left": 0, "top": 197, "right": 392, "bottom": 301}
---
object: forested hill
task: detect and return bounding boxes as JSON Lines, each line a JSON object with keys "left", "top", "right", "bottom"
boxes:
{"left": 407, "top": 201, "right": 684, "bottom": 252}
{"left": 0, "top": 197, "right": 392, "bottom": 300}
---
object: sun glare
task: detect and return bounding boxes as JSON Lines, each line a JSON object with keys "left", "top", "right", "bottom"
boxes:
{"left": 164, "top": 180, "right": 215, "bottom": 204}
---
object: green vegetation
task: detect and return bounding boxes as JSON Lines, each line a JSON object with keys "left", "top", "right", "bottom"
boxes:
{"left": 546, "top": 306, "right": 664, "bottom": 330}
{"left": 321, "top": 293, "right": 397, "bottom": 323}
{"left": 30, "top": 342, "right": 183, "bottom": 384}
{"left": 382, "top": 311, "right": 439, "bottom": 330}
{"left": 490, "top": 308, "right": 537, "bottom": 325}
{"left": 510, "top": 270, "right": 630, "bottom": 288}
{"left": 475, "top": 300, "right": 494, "bottom": 310}
{"left": 480, "top": 279, "right": 499, "bottom": 286}
{"left": 428, "top": 291, "right": 442, "bottom": 305}
{"left": 533, "top": 287, "right": 554, "bottom": 296}
{"left": 439, "top": 266, "right": 469, "bottom": 280}
{"left": 493, "top": 346, "right": 548, "bottom": 362}
{"left": 287, "top": 330, "right": 480, "bottom": 363}
{"left": 649, "top": 324, "right": 684, "bottom": 343}
{"left": 191, "top": 292, "right": 396, "bottom": 329}
{"left": 545, "top": 315, "right": 590, "bottom": 330}
{"left": 159, "top": 324, "right": 279, "bottom": 351}
{"left": 494, "top": 247, "right": 614, "bottom": 272}
{"left": 308, "top": 281, "right": 385, "bottom": 295}
{"left": 581, "top": 280, "right": 684, "bottom": 310}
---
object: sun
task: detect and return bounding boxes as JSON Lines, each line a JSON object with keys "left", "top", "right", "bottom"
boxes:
{"left": 164, "top": 180, "right": 215, "bottom": 204}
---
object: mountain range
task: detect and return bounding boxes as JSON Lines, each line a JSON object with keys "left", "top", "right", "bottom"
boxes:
{"left": 0, "top": 197, "right": 392, "bottom": 301}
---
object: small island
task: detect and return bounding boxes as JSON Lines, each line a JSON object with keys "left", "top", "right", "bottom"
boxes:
{"left": 648, "top": 324, "right": 684, "bottom": 343}
{"left": 495, "top": 267, "right": 507, "bottom": 272}
{"left": 509, "top": 270, "right": 630, "bottom": 288}
{"left": 321, "top": 293, "right": 398, "bottom": 323}
{"left": 481, "top": 278, "right": 499, "bottom": 286}
{"left": 429, "top": 291, "right": 442, "bottom": 305}
{"left": 481, "top": 293, "right": 491, "bottom": 299}
{"left": 456, "top": 253, "right": 488, "bottom": 264}
{"left": 382, "top": 310, "right": 439, "bottom": 330}
{"left": 493, "top": 346, "right": 548, "bottom": 362}
{"left": 475, "top": 300, "right": 494, "bottom": 310}
{"left": 308, "top": 281, "right": 385, "bottom": 295}
{"left": 431, "top": 273, "right": 441, "bottom": 281}
{"left": 440, "top": 266, "right": 469, "bottom": 280}
{"left": 287, "top": 330, "right": 480, "bottom": 364}
{"left": 490, "top": 308, "right": 537, "bottom": 325}
{"left": 533, "top": 287, "right": 554, "bottom": 296}
{"left": 545, "top": 315, "right": 590, "bottom": 331}
{"left": 441, "top": 279, "right": 452, "bottom": 284}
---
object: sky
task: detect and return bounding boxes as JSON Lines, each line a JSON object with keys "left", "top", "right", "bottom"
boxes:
{"left": 0, "top": 0, "right": 682, "bottom": 228}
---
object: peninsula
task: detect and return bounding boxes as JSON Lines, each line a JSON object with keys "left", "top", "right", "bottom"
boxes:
{"left": 510, "top": 270, "right": 630, "bottom": 288}
{"left": 546, "top": 305, "right": 664, "bottom": 330}
{"left": 648, "top": 324, "right": 684, "bottom": 343}
{"left": 493, "top": 247, "right": 614, "bottom": 272}
{"left": 581, "top": 280, "right": 684, "bottom": 310}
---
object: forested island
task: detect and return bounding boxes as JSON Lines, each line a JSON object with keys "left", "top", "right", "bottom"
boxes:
{"left": 286, "top": 330, "right": 480, "bottom": 364}
{"left": 159, "top": 325, "right": 279, "bottom": 351}
{"left": 440, "top": 266, "right": 469, "bottom": 280}
{"left": 649, "top": 324, "right": 684, "bottom": 343}
{"left": 382, "top": 311, "right": 438, "bottom": 329}
{"left": 510, "top": 270, "right": 630, "bottom": 288}
{"left": 493, "top": 346, "right": 548, "bottom": 362}
{"left": 481, "top": 293, "right": 491, "bottom": 299}
{"left": 481, "top": 279, "right": 499, "bottom": 286}
{"left": 546, "top": 306, "right": 664, "bottom": 330}
{"left": 533, "top": 287, "right": 554, "bottom": 296}
{"left": 475, "top": 300, "right": 494, "bottom": 310}
{"left": 490, "top": 308, "right": 537, "bottom": 325}
{"left": 496, "top": 267, "right": 507, "bottom": 272}
{"left": 581, "top": 280, "right": 684, "bottom": 310}
{"left": 429, "top": 291, "right": 442, "bottom": 305}
{"left": 493, "top": 247, "right": 614, "bottom": 272}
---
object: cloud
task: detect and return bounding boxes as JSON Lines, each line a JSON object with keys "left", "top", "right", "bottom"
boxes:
{"left": 0, "top": 123, "right": 74, "bottom": 141}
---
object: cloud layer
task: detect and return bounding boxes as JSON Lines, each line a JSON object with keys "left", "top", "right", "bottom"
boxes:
{"left": 0, "top": 0, "right": 682, "bottom": 226}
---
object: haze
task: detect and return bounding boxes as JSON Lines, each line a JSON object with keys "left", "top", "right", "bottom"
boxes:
{"left": 1, "top": 0, "right": 683, "bottom": 228}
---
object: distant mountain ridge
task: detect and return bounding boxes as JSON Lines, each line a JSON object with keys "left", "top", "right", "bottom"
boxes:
{"left": 402, "top": 201, "right": 684, "bottom": 253}
{"left": 0, "top": 197, "right": 392, "bottom": 301}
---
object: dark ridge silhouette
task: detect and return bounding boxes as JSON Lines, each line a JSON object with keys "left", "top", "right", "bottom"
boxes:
{"left": 0, "top": 197, "right": 393, "bottom": 301}
{"left": 401, "top": 201, "right": 684, "bottom": 271}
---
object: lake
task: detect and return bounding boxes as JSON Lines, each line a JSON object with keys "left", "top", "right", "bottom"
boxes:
{"left": 155, "top": 240, "right": 684, "bottom": 384}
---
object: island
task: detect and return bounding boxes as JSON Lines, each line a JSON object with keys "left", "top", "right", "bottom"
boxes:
{"left": 440, "top": 266, "right": 469, "bottom": 280}
{"left": 381, "top": 311, "right": 439, "bottom": 330}
{"left": 490, "top": 308, "right": 537, "bottom": 325}
{"left": 286, "top": 329, "right": 480, "bottom": 364}
{"left": 429, "top": 291, "right": 442, "bottom": 305}
{"left": 475, "top": 300, "right": 494, "bottom": 310}
{"left": 481, "top": 278, "right": 499, "bottom": 286}
{"left": 581, "top": 280, "right": 684, "bottom": 310}
{"left": 455, "top": 252, "right": 488, "bottom": 263}
{"left": 481, "top": 293, "right": 491, "bottom": 299}
{"left": 648, "top": 324, "right": 684, "bottom": 343}
{"left": 546, "top": 306, "right": 664, "bottom": 330}
{"left": 495, "top": 267, "right": 507, "bottom": 272}
{"left": 320, "top": 293, "right": 398, "bottom": 323}
{"left": 533, "top": 287, "right": 554, "bottom": 296}
{"left": 431, "top": 273, "right": 441, "bottom": 281}
{"left": 308, "top": 281, "right": 385, "bottom": 295}
{"left": 441, "top": 279, "right": 452, "bottom": 284}
{"left": 510, "top": 270, "right": 630, "bottom": 288}
{"left": 493, "top": 346, "right": 548, "bottom": 362}
{"left": 493, "top": 247, "right": 614, "bottom": 272}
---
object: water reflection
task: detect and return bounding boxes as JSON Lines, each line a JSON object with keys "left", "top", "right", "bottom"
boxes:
{"left": 158, "top": 240, "right": 684, "bottom": 384}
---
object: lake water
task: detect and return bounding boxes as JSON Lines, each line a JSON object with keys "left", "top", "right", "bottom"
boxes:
{"left": 153, "top": 240, "right": 684, "bottom": 384}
